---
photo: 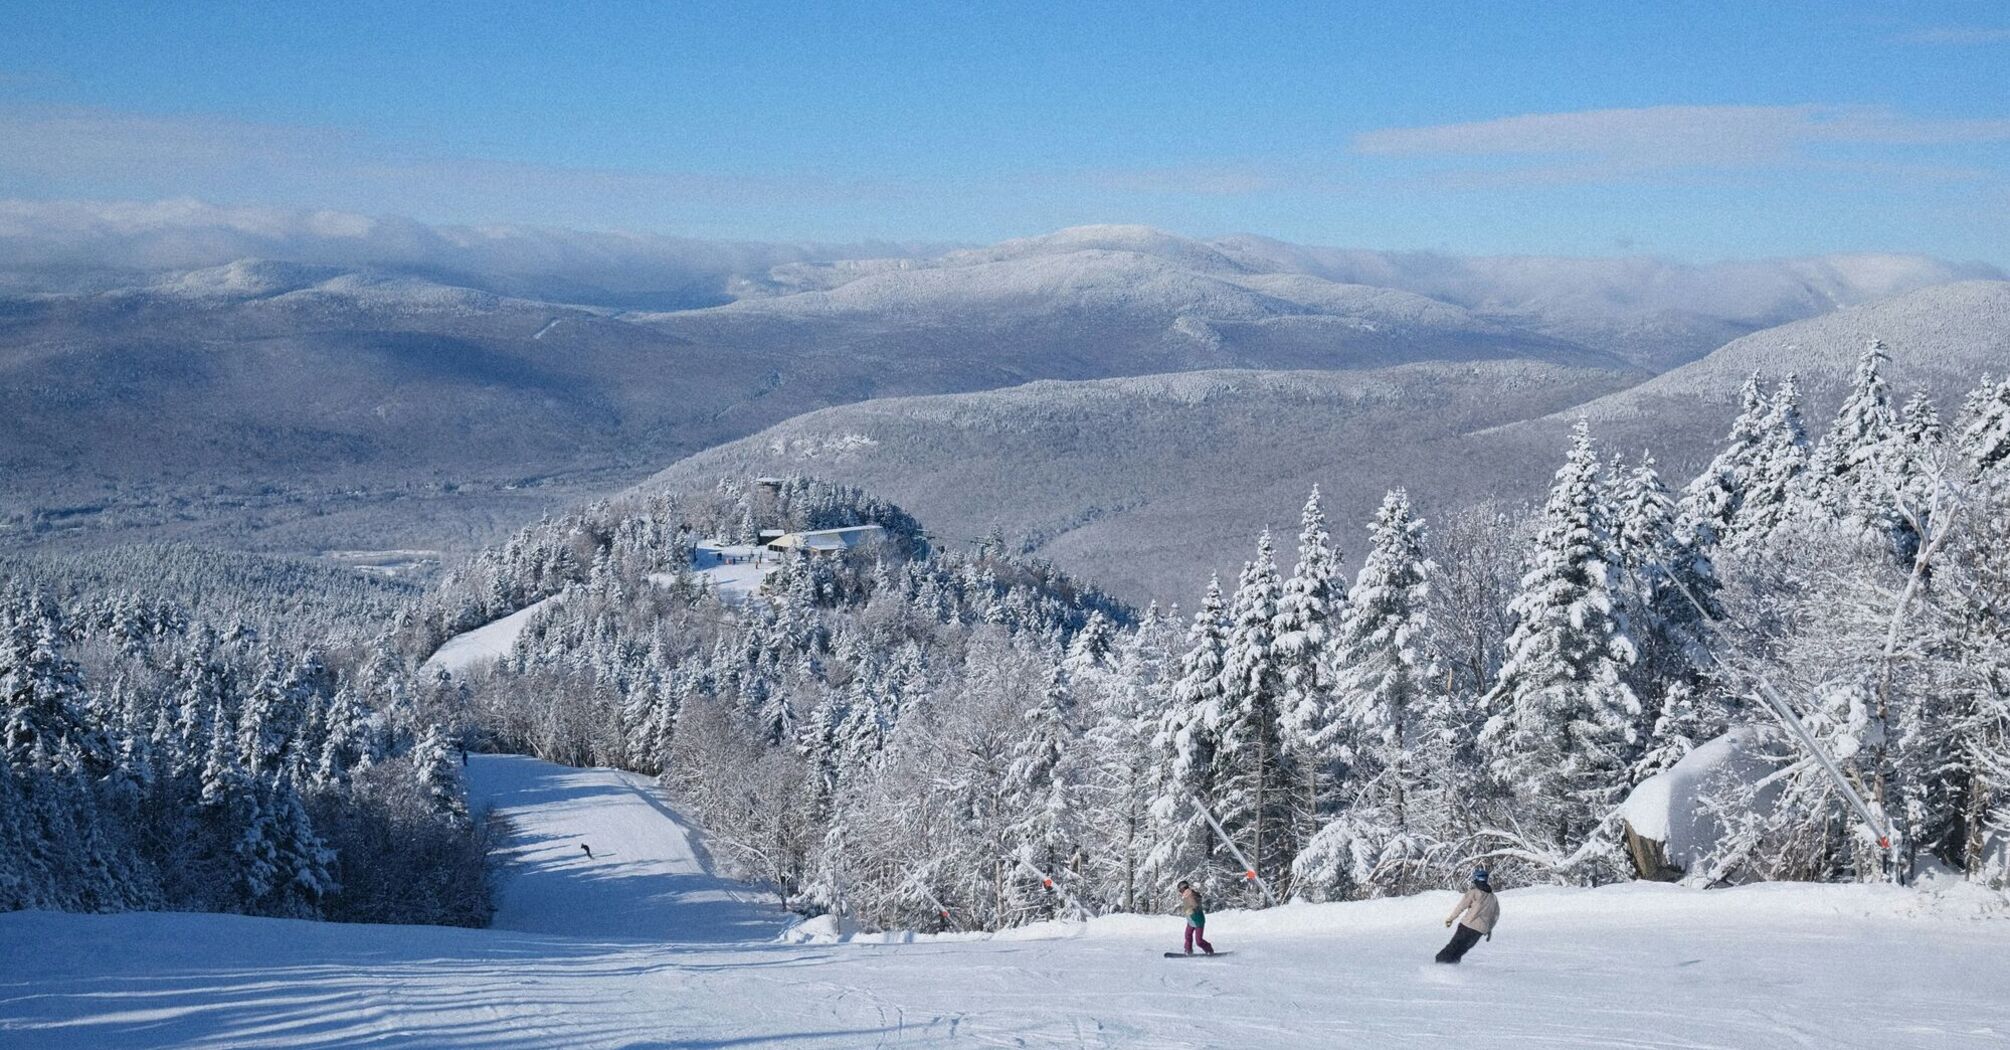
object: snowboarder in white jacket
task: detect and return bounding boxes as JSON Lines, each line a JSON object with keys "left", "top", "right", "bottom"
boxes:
{"left": 1435, "top": 867, "right": 1498, "bottom": 964}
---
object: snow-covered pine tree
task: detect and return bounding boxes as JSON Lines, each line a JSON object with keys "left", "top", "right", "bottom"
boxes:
{"left": 1002, "top": 662, "right": 1082, "bottom": 918}
{"left": 412, "top": 723, "right": 466, "bottom": 821}
{"left": 311, "top": 686, "right": 374, "bottom": 792}
{"left": 1, "top": 596, "right": 91, "bottom": 769}
{"left": 1957, "top": 374, "right": 2010, "bottom": 481}
{"left": 236, "top": 658, "right": 293, "bottom": 778}
{"left": 1941, "top": 479, "right": 2010, "bottom": 880}
{"left": 1295, "top": 489, "right": 1439, "bottom": 900}
{"left": 1332, "top": 489, "right": 1436, "bottom": 826}
{"left": 1613, "top": 453, "right": 1719, "bottom": 724}
{"left": 236, "top": 773, "right": 336, "bottom": 918}
{"left": 1681, "top": 372, "right": 1769, "bottom": 546}
{"left": 1631, "top": 683, "right": 1708, "bottom": 783}
{"left": 1083, "top": 606, "right": 1178, "bottom": 912}
{"left": 1149, "top": 577, "right": 1230, "bottom": 889}
{"left": 1803, "top": 340, "right": 1900, "bottom": 530}
{"left": 1736, "top": 374, "right": 1811, "bottom": 543}
{"left": 1212, "top": 532, "right": 1296, "bottom": 900}
{"left": 1479, "top": 420, "right": 1640, "bottom": 867}
{"left": 1889, "top": 390, "right": 1948, "bottom": 562}
{"left": 1274, "top": 487, "right": 1344, "bottom": 847}
{"left": 198, "top": 696, "right": 242, "bottom": 810}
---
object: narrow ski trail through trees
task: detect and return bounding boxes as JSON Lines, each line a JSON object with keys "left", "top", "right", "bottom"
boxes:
{"left": 3, "top": 754, "right": 2007, "bottom": 1049}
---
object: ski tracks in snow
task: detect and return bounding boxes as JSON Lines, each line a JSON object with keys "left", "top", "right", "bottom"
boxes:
{"left": 6, "top": 755, "right": 2010, "bottom": 1048}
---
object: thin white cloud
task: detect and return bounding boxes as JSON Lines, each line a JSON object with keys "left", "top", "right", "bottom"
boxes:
{"left": 0, "top": 197, "right": 947, "bottom": 302}
{"left": 1353, "top": 104, "right": 2010, "bottom": 174}
{"left": 0, "top": 101, "right": 918, "bottom": 230}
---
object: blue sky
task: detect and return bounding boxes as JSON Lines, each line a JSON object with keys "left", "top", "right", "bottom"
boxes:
{"left": 3, "top": 1, "right": 2008, "bottom": 262}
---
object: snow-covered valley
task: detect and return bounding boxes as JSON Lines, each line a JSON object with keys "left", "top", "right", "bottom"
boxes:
{"left": 3, "top": 755, "right": 2003, "bottom": 1050}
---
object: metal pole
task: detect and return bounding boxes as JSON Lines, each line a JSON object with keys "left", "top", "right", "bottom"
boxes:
{"left": 1012, "top": 853, "right": 1089, "bottom": 918}
{"left": 1192, "top": 794, "right": 1280, "bottom": 907}
{"left": 1665, "top": 574, "right": 1900, "bottom": 875}
{"left": 904, "top": 872, "right": 959, "bottom": 931}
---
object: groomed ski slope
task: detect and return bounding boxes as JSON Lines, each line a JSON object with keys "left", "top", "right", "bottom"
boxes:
{"left": 422, "top": 543, "right": 774, "bottom": 677}
{"left": 2, "top": 756, "right": 2006, "bottom": 1050}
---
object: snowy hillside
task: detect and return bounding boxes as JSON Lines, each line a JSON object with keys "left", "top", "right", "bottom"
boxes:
{"left": 632, "top": 362, "right": 1637, "bottom": 601}
{"left": 421, "top": 540, "right": 777, "bottom": 675}
{"left": 11, "top": 222, "right": 1996, "bottom": 563}
{"left": 754, "top": 224, "right": 1998, "bottom": 371}
{"left": 421, "top": 594, "right": 562, "bottom": 677}
{"left": 3, "top": 753, "right": 2004, "bottom": 1049}
{"left": 1479, "top": 280, "right": 2010, "bottom": 487}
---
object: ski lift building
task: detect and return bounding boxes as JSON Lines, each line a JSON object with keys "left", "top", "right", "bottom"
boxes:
{"left": 765, "top": 524, "right": 885, "bottom": 556}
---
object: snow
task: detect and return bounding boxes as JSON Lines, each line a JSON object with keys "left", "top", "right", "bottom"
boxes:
{"left": 465, "top": 755, "right": 780, "bottom": 943}
{"left": 648, "top": 541, "right": 774, "bottom": 605}
{"left": 419, "top": 595, "right": 559, "bottom": 677}
{"left": 3, "top": 753, "right": 2008, "bottom": 1048}
{"left": 1621, "top": 728, "right": 1775, "bottom": 871}
{"left": 423, "top": 545, "right": 776, "bottom": 676}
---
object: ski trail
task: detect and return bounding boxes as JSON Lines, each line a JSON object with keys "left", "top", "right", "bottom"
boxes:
{"left": 465, "top": 754, "right": 786, "bottom": 944}
{"left": 6, "top": 757, "right": 2009, "bottom": 1048}
{"left": 531, "top": 317, "right": 563, "bottom": 340}
{"left": 419, "top": 596, "right": 558, "bottom": 676}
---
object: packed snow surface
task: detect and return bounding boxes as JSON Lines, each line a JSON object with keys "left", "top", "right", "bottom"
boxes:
{"left": 647, "top": 541, "right": 773, "bottom": 606}
{"left": 418, "top": 595, "right": 559, "bottom": 676}
{"left": 468, "top": 755, "right": 782, "bottom": 943}
{"left": 3, "top": 755, "right": 2006, "bottom": 1049}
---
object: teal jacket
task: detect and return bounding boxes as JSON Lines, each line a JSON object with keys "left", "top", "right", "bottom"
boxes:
{"left": 1180, "top": 889, "right": 1206, "bottom": 926}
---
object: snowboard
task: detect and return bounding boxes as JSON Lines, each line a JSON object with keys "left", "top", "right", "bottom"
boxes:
{"left": 1163, "top": 951, "right": 1233, "bottom": 958}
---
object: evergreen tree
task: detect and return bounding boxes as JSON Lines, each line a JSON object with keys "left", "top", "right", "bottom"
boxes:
{"left": 1804, "top": 339, "right": 1900, "bottom": 527}
{"left": 1003, "top": 663, "right": 1081, "bottom": 917}
{"left": 311, "top": 687, "right": 374, "bottom": 792}
{"left": 1293, "top": 490, "right": 1439, "bottom": 901}
{"left": 198, "top": 697, "right": 241, "bottom": 810}
{"left": 1150, "top": 577, "right": 1229, "bottom": 887}
{"left": 1332, "top": 489, "right": 1436, "bottom": 827}
{"left": 1212, "top": 532, "right": 1296, "bottom": 897}
{"left": 1957, "top": 374, "right": 2010, "bottom": 481}
{"left": 1613, "top": 453, "right": 1719, "bottom": 710}
{"left": 1891, "top": 390, "right": 1948, "bottom": 561}
{"left": 1681, "top": 372, "right": 1769, "bottom": 545}
{"left": 1480, "top": 420, "right": 1640, "bottom": 861}
{"left": 1737, "top": 374, "right": 1811, "bottom": 542}
{"left": 412, "top": 723, "right": 466, "bottom": 820}
{"left": 1083, "top": 608, "right": 1178, "bottom": 912}
{"left": 1275, "top": 488, "right": 1344, "bottom": 842}
{"left": 236, "top": 658, "right": 293, "bottom": 778}
{"left": 1, "top": 598, "right": 91, "bottom": 769}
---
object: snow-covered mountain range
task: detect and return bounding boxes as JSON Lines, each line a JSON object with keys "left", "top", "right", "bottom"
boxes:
{"left": 633, "top": 280, "right": 2010, "bottom": 601}
{"left": 3, "top": 221, "right": 2001, "bottom": 562}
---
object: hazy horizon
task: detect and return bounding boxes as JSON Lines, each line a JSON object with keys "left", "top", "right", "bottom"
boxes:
{"left": 6, "top": 2, "right": 2010, "bottom": 264}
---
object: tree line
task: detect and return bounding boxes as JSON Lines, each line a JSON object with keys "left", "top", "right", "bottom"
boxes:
{"left": 439, "top": 345, "right": 2007, "bottom": 930}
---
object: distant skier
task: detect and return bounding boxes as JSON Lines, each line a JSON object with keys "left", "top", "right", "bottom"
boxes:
{"left": 580, "top": 843, "right": 594, "bottom": 860}
{"left": 1435, "top": 867, "right": 1498, "bottom": 964}
{"left": 1176, "top": 881, "right": 1215, "bottom": 956}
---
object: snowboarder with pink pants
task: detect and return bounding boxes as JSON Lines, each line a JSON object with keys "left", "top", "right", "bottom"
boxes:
{"left": 1177, "top": 881, "right": 1215, "bottom": 955}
